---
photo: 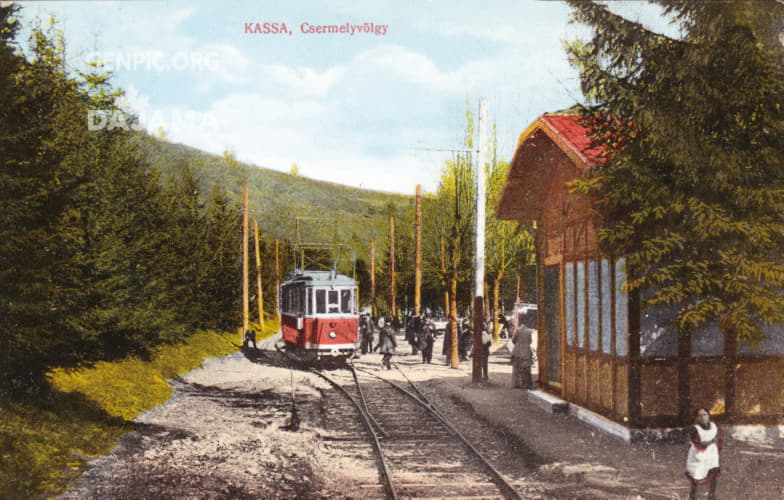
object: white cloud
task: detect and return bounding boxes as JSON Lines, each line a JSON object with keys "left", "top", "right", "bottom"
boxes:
{"left": 168, "top": 7, "right": 197, "bottom": 27}
{"left": 262, "top": 64, "right": 345, "bottom": 96}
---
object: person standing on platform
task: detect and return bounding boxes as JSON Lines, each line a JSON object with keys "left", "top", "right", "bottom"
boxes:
{"left": 243, "top": 329, "right": 256, "bottom": 349}
{"left": 377, "top": 317, "right": 397, "bottom": 370}
{"left": 417, "top": 317, "right": 434, "bottom": 364}
{"left": 685, "top": 408, "right": 723, "bottom": 500}
{"left": 405, "top": 313, "right": 419, "bottom": 355}
{"left": 359, "top": 313, "right": 373, "bottom": 354}
{"left": 458, "top": 317, "right": 471, "bottom": 361}
{"left": 480, "top": 323, "right": 492, "bottom": 382}
{"left": 511, "top": 312, "right": 533, "bottom": 389}
{"left": 442, "top": 319, "right": 453, "bottom": 365}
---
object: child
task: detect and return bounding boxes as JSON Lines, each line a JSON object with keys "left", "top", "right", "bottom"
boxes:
{"left": 685, "top": 408, "right": 723, "bottom": 500}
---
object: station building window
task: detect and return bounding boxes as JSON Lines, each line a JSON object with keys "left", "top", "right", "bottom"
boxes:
{"left": 576, "top": 261, "right": 586, "bottom": 348}
{"left": 588, "top": 260, "right": 600, "bottom": 351}
{"left": 600, "top": 259, "right": 612, "bottom": 354}
{"left": 615, "top": 258, "right": 628, "bottom": 357}
{"left": 561, "top": 257, "right": 629, "bottom": 357}
{"left": 565, "top": 262, "right": 575, "bottom": 346}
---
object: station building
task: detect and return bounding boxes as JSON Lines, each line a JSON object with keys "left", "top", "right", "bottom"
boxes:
{"left": 496, "top": 113, "right": 784, "bottom": 431}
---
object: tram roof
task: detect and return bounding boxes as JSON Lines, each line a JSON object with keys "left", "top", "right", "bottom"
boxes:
{"left": 282, "top": 269, "right": 356, "bottom": 287}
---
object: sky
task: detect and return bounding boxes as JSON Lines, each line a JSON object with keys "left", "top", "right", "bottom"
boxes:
{"left": 16, "top": 0, "right": 673, "bottom": 195}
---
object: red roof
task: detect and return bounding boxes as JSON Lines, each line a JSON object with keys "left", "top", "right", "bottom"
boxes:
{"left": 540, "top": 114, "right": 606, "bottom": 167}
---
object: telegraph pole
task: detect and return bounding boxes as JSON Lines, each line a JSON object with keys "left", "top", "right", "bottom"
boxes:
{"left": 253, "top": 219, "right": 264, "bottom": 331}
{"left": 370, "top": 239, "right": 376, "bottom": 318}
{"left": 414, "top": 184, "right": 422, "bottom": 316}
{"left": 242, "top": 184, "right": 249, "bottom": 334}
{"left": 472, "top": 99, "right": 487, "bottom": 383}
{"left": 274, "top": 239, "right": 280, "bottom": 321}
{"left": 389, "top": 215, "right": 397, "bottom": 324}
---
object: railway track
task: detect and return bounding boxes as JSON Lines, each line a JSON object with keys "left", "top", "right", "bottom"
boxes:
{"left": 313, "top": 363, "right": 524, "bottom": 499}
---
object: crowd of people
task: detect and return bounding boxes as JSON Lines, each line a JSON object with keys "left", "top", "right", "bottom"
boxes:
{"left": 356, "top": 310, "right": 532, "bottom": 381}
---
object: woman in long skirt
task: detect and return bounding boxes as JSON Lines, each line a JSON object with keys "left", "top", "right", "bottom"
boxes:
{"left": 685, "top": 408, "right": 723, "bottom": 500}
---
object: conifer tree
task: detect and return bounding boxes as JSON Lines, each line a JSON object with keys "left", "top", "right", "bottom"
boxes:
{"left": 567, "top": 1, "right": 784, "bottom": 344}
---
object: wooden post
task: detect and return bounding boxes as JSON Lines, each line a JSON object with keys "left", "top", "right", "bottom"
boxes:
{"left": 610, "top": 258, "right": 617, "bottom": 415}
{"left": 446, "top": 278, "right": 457, "bottom": 368}
{"left": 242, "top": 184, "right": 249, "bottom": 334}
{"left": 516, "top": 275, "right": 521, "bottom": 304}
{"left": 414, "top": 185, "right": 422, "bottom": 316}
{"left": 628, "top": 284, "right": 642, "bottom": 426}
{"left": 370, "top": 239, "right": 376, "bottom": 318}
{"left": 389, "top": 215, "right": 396, "bottom": 323}
{"left": 253, "top": 219, "right": 264, "bottom": 331}
{"left": 274, "top": 239, "right": 280, "bottom": 320}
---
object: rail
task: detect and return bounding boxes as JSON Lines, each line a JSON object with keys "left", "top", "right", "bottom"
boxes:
{"left": 356, "top": 363, "right": 523, "bottom": 500}
{"left": 308, "top": 367, "right": 397, "bottom": 500}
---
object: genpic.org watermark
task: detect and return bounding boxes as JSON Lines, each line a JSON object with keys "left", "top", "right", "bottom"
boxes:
{"left": 87, "top": 109, "right": 219, "bottom": 134}
{"left": 85, "top": 50, "right": 221, "bottom": 72}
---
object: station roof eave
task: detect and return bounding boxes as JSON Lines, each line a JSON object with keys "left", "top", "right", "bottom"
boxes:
{"left": 495, "top": 114, "right": 606, "bottom": 226}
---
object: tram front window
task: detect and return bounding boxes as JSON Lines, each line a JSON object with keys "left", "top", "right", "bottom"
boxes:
{"left": 328, "top": 290, "right": 339, "bottom": 313}
{"left": 316, "top": 289, "right": 326, "bottom": 314}
{"left": 341, "top": 289, "right": 352, "bottom": 313}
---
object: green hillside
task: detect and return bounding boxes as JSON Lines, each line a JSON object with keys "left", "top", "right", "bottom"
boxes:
{"left": 141, "top": 136, "right": 412, "bottom": 264}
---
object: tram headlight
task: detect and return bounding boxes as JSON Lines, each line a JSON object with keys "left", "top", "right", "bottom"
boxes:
{"left": 328, "top": 331, "right": 336, "bottom": 339}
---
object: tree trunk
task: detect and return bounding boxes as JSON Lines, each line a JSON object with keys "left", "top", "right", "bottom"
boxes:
{"left": 449, "top": 276, "right": 459, "bottom": 368}
{"left": 492, "top": 272, "right": 503, "bottom": 343}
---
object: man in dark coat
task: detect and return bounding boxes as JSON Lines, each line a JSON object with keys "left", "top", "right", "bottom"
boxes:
{"left": 511, "top": 313, "right": 533, "bottom": 389}
{"left": 442, "top": 319, "right": 453, "bottom": 364}
{"left": 377, "top": 317, "right": 397, "bottom": 370}
{"left": 405, "top": 313, "right": 419, "bottom": 355}
{"left": 458, "top": 317, "right": 472, "bottom": 361}
{"left": 417, "top": 316, "right": 434, "bottom": 363}
{"left": 359, "top": 313, "right": 374, "bottom": 354}
{"left": 243, "top": 329, "right": 256, "bottom": 349}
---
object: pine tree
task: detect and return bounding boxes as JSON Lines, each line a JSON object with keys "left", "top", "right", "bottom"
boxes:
{"left": 0, "top": 15, "right": 95, "bottom": 389}
{"left": 567, "top": 1, "right": 784, "bottom": 345}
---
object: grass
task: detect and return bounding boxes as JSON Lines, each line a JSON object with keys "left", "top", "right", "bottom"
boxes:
{"left": 1, "top": 321, "right": 279, "bottom": 498}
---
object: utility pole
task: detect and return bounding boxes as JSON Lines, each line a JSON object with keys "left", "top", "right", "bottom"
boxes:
{"left": 389, "top": 215, "right": 396, "bottom": 324}
{"left": 242, "top": 184, "right": 249, "bottom": 334}
{"left": 414, "top": 184, "right": 422, "bottom": 316}
{"left": 370, "top": 239, "right": 376, "bottom": 318}
{"left": 440, "top": 237, "right": 448, "bottom": 319}
{"left": 274, "top": 239, "right": 280, "bottom": 321}
{"left": 253, "top": 219, "right": 264, "bottom": 331}
{"left": 472, "top": 99, "right": 487, "bottom": 383}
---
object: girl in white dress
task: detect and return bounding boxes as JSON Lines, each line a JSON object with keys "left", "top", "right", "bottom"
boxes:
{"left": 685, "top": 408, "right": 723, "bottom": 500}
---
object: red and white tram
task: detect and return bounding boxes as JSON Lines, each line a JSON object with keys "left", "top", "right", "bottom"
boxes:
{"left": 279, "top": 269, "right": 359, "bottom": 359}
